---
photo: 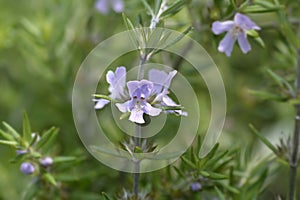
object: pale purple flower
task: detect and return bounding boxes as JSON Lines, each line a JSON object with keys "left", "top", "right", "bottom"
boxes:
{"left": 40, "top": 157, "right": 53, "bottom": 167}
{"left": 190, "top": 182, "right": 202, "bottom": 191}
{"left": 212, "top": 13, "right": 260, "bottom": 56}
{"left": 94, "top": 67, "right": 187, "bottom": 124}
{"left": 116, "top": 80, "right": 161, "bottom": 124}
{"left": 94, "top": 66, "right": 127, "bottom": 109}
{"left": 95, "top": 0, "right": 124, "bottom": 15}
{"left": 20, "top": 162, "right": 35, "bottom": 175}
{"left": 16, "top": 149, "right": 28, "bottom": 155}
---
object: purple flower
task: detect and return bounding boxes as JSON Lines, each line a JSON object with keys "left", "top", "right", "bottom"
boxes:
{"left": 20, "top": 162, "right": 35, "bottom": 175}
{"left": 94, "top": 66, "right": 127, "bottom": 109}
{"left": 212, "top": 13, "right": 260, "bottom": 56}
{"left": 16, "top": 149, "right": 28, "bottom": 155}
{"left": 116, "top": 80, "right": 161, "bottom": 124}
{"left": 95, "top": 0, "right": 124, "bottom": 15}
{"left": 94, "top": 67, "right": 187, "bottom": 124}
{"left": 40, "top": 157, "right": 53, "bottom": 167}
{"left": 190, "top": 182, "right": 202, "bottom": 191}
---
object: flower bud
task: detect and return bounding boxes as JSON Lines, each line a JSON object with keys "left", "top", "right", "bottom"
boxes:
{"left": 190, "top": 182, "right": 202, "bottom": 192}
{"left": 20, "top": 162, "right": 35, "bottom": 175}
{"left": 16, "top": 149, "right": 28, "bottom": 155}
{"left": 40, "top": 157, "right": 53, "bottom": 167}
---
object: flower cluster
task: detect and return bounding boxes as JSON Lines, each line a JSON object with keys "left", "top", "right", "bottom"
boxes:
{"left": 94, "top": 66, "right": 187, "bottom": 124}
{"left": 212, "top": 13, "right": 260, "bottom": 56}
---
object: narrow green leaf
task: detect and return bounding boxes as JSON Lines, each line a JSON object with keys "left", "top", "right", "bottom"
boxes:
{"left": 246, "top": 30, "right": 259, "bottom": 38}
{"left": 254, "top": 36, "right": 265, "bottom": 48}
{"left": 53, "top": 156, "right": 77, "bottom": 163}
{"left": 173, "top": 166, "right": 185, "bottom": 178}
{"left": 266, "top": 69, "right": 284, "bottom": 88}
{"left": 215, "top": 186, "right": 226, "bottom": 200}
{"left": 43, "top": 173, "right": 57, "bottom": 186}
{"left": 161, "top": 0, "right": 186, "bottom": 18}
{"left": 35, "top": 127, "right": 59, "bottom": 150}
{"left": 22, "top": 111, "right": 32, "bottom": 142}
{"left": 266, "top": 69, "right": 294, "bottom": 95}
{"left": 218, "top": 182, "right": 239, "bottom": 194}
{"left": 199, "top": 171, "right": 210, "bottom": 177}
{"left": 0, "top": 129, "right": 15, "bottom": 141}
{"left": 154, "top": 0, "right": 163, "bottom": 14}
{"left": 249, "top": 124, "right": 279, "bottom": 156}
{"left": 122, "top": 13, "right": 140, "bottom": 49}
{"left": 22, "top": 184, "right": 38, "bottom": 200}
{"left": 141, "top": 0, "right": 154, "bottom": 16}
{"left": 101, "top": 192, "right": 112, "bottom": 200}
{"left": 181, "top": 156, "right": 196, "bottom": 169}
{"left": 93, "top": 94, "right": 113, "bottom": 101}
{"left": 248, "top": 90, "right": 288, "bottom": 101}
{"left": 0, "top": 140, "right": 18, "bottom": 146}
{"left": 208, "top": 172, "right": 228, "bottom": 180}
{"left": 154, "top": 26, "right": 192, "bottom": 55}
{"left": 2, "top": 122, "right": 20, "bottom": 140}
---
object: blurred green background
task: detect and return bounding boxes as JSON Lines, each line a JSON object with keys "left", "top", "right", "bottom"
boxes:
{"left": 0, "top": 0, "right": 297, "bottom": 199}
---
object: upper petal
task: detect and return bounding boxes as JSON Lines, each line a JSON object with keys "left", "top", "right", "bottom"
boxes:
{"left": 234, "top": 13, "right": 260, "bottom": 30}
{"left": 237, "top": 32, "right": 251, "bottom": 54}
{"left": 127, "top": 80, "right": 153, "bottom": 98}
{"left": 212, "top": 21, "right": 234, "bottom": 35}
{"left": 148, "top": 69, "right": 167, "bottom": 94}
{"left": 218, "top": 32, "right": 236, "bottom": 57}
{"left": 148, "top": 69, "right": 177, "bottom": 95}
{"left": 106, "top": 66, "right": 127, "bottom": 99}
{"left": 94, "top": 99, "right": 110, "bottom": 109}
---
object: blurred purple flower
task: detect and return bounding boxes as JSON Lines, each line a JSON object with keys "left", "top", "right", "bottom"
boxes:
{"left": 212, "top": 13, "right": 260, "bottom": 56}
{"left": 116, "top": 80, "right": 162, "bottom": 124}
{"left": 41, "top": 157, "right": 53, "bottom": 167}
{"left": 95, "top": 0, "right": 124, "bottom": 15}
{"left": 190, "top": 182, "right": 202, "bottom": 191}
{"left": 16, "top": 149, "right": 28, "bottom": 155}
{"left": 20, "top": 162, "right": 35, "bottom": 175}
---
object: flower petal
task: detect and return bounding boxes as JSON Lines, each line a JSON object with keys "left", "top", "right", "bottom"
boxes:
{"left": 106, "top": 66, "right": 127, "bottom": 99}
{"left": 212, "top": 21, "right": 234, "bottom": 35}
{"left": 127, "top": 80, "right": 153, "bottom": 98}
{"left": 95, "top": 0, "right": 109, "bottom": 14}
{"left": 94, "top": 99, "right": 110, "bottom": 109}
{"left": 144, "top": 103, "right": 161, "bottom": 116}
{"left": 148, "top": 69, "right": 167, "bottom": 94}
{"left": 218, "top": 32, "right": 236, "bottom": 57}
{"left": 116, "top": 101, "right": 130, "bottom": 113}
{"left": 112, "top": 0, "right": 124, "bottom": 13}
{"left": 127, "top": 81, "right": 140, "bottom": 97}
{"left": 139, "top": 80, "right": 153, "bottom": 98}
{"left": 129, "top": 109, "right": 145, "bottom": 124}
{"left": 148, "top": 70, "right": 177, "bottom": 95}
{"left": 237, "top": 32, "right": 251, "bottom": 53}
{"left": 234, "top": 13, "right": 260, "bottom": 30}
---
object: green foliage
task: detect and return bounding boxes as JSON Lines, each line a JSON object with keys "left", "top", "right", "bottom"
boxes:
{"left": 0, "top": 0, "right": 300, "bottom": 199}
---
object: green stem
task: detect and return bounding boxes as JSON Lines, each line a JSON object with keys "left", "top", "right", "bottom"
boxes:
{"left": 289, "top": 49, "right": 300, "bottom": 200}
{"left": 133, "top": 125, "right": 141, "bottom": 198}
